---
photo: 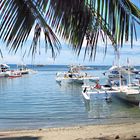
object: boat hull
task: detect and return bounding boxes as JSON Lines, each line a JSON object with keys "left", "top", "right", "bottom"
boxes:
{"left": 56, "top": 76, "right": 99, "bottom": 85}
{"left": 19, "top": 69, "right": 29, "bottom": 74}
{"left": 0, "top": 71, "right": 11, "bottom": 78}
{"left": 0, "top": 73, "right": 6, "bottom": 78}
{"left": 115, "top": 92, "right": 140, "bottom": 104}
{"left": 9, "top": 75, "right": 22, "bottom": 78}
{"left": 82, "top": 91, "right": 90, "bottom": 100}
{"left": 56, "top": 77, "right": 84, "bottom": 84}
{"left": 112, "top": 86, "right": 140, "bottom": 105}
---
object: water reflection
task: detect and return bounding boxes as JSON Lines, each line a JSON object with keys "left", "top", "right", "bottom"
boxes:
{"left": 83, "top": 99, "right": 90, "bottom": 111}
{"left": 0, "top": 78, "right": 9, "bottom": 91}
{"left": 56, "top": 82, "right": 82, "bottom": 95}
{"left": 83, "top": 94, "right": 112, "bottom": 118}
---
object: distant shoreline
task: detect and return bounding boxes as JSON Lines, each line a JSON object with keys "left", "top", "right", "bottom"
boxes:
{"left": 7, "top": 64, "right": 113, "bottom": 66}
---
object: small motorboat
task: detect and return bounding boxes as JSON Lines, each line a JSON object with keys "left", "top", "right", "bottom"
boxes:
{"left": 81, "top": 84, "right": 115, "bottom": 102}
{"left": 17, "top": 64, "right": 30, "bottom": 74}
{"left": 56, "top": 65, "right": 99, "bottom": 85}
{"left": 0, "top": 64, "right": 11, "bottom": 78}
{"left": 8, "top": 71, "right": 22, "bottom": 78}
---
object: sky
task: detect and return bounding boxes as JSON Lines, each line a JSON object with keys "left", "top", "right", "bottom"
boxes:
{"left": 0, "top": 1, "right": 140, "bottom": 66}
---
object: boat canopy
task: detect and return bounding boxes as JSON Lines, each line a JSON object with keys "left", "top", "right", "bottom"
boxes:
{"left": 0, "top": 64, "right": 10, "bottom": 68}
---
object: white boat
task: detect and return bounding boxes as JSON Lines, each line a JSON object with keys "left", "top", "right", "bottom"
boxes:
{"left": 104, "top": 65, "right": 137, "bottom": 80}
{"left": 8, "top": 70, "right": 22, "bottom": 78}
{"left": 81, "top": 80, "right": 140, "bottom": 105}
{"left": 82, "top": 84, "right": 113, "bottom": 102}
{"left": 17, "top": 64, "right": 30, "bottom": 74}
{"left": 106, "top": 64, "right": 140, "bottom": 105}
{"left": 81, "top": 84, "right": 140, "bottom": 105}
{"left": 112, "top": 85, "right": 140, "bottom": 105}
{"left": 0, "top": 64, "right": 11, "bottom": 78}
{"left": 56, "top": 65, "right": 99, "bottom": 84}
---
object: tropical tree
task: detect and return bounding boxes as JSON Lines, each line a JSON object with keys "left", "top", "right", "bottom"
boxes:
{"left": 0, "top": 0, "right": 140, "bottom": 59}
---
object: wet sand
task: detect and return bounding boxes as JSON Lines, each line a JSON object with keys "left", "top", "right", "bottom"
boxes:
{"left": 0, "top": 122, "right": 140, "bottom": 140}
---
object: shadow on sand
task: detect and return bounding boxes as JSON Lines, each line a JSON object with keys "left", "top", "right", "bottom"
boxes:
{"left": 0, "top": 136, "right": 41, "bottom": 140}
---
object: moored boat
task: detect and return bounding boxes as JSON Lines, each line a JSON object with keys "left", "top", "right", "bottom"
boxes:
{"left": 112, "top": 85, "right": 140, "bottom": 104}
{"left": 8, "top": 71, "right": 22, "bottom": 78}
{"left": 82, "top": 84, "right": 113, "bottom": 102}
{"left": 105, "top": 64, "right": 140, "bottom": 105}
{"left": 17, "top": 64, "right": 30, "bottom": 74}
{"left": 56, "top": 65, "right": 99, "bottom": 85}
{"left": 0, "top": 64, "right": 11, "bottom": 78}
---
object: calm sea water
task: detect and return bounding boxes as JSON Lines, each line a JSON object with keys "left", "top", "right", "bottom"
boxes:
{"left": 0, "top": 65, "right": 140, "bottom": 130}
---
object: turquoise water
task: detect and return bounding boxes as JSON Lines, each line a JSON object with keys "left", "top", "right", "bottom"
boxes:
{"left": 0, "top": 65, "right": 140, "bottom": 130}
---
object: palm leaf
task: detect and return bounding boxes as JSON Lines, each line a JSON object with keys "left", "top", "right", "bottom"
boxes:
{"left": 46, "top": 0, "right": 140, "bottom": 58}
{"left": 0, "top": 0, "right": 140, "bottom": 59}
{"left": 0, "top": 0, "right": 60, "bottom": 57}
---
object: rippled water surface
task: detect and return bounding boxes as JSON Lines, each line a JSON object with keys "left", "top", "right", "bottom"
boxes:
{"left": 0, "top": 65, "right": 140, "bottom": 130}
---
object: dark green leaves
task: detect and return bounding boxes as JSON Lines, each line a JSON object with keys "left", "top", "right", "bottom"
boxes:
{"left": 45, "top": 0, "right": 140, "bottom": 59}
{"left": 0, "top": 0, "right": 35, "bottom": 53}
{"left": 0, "top": 0, "right": 140, "bottom": 60}
{"left": 0, "top": 0, "right": 60, "bottom": 58}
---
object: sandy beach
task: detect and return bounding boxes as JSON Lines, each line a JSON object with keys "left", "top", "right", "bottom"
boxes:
{"left": 0, "top": 122, "right": 140, "bottom": 140}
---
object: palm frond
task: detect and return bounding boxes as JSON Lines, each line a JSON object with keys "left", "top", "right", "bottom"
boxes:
{"left": 0, "top": 0, "right": 35, "bottom": 52}
{"left": 0, "top": 0, "right": 60, "bottom": 57}
{"left": 0, "top": 48, "right": 3, "bottom": 58}
{"left": 45, "top": 0, "right": 140, "bottom": 58}
{"left": 0, "top": 0, "right": 140, "bottom": 60}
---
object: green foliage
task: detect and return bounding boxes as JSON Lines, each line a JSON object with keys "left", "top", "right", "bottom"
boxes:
{"left": 0, "top": 0, "right": 140, "bottom": 59}
{"left": 0, "top": 0, "right": 60, "bottom": 58}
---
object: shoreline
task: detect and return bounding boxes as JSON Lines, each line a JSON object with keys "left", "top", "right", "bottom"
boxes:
{"left": 0, "top": 122, "right": 140, "bottom": 140}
